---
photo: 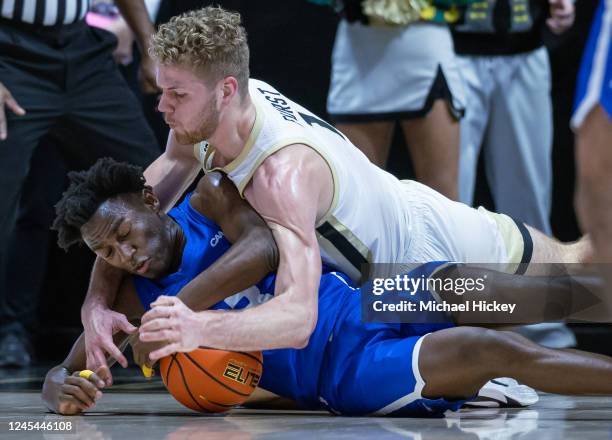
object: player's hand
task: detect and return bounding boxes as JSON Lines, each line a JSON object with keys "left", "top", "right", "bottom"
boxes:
{"left": 139, "top": 53, "right": 160, "bottom": 94}
{"left": 56, "top": 367, "right": 107, "bottom": 415}
{"left": 82, "top": 303, "right": 137, "bottom": 380}
{"left": 139, "top": 296, "right": 203, "bottom": 361}
{"left": 128, "top": 331, "right": 164, "bottom": 369}
{"left": 547, "top": 0, "right": 575, "bottom": 34}
{"left": 0, "top": 81, "right": 25, "bottom": 140}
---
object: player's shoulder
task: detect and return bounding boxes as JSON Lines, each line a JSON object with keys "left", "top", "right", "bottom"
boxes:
{"left": 191, "top": 171, "right": 238, "bottom": 215}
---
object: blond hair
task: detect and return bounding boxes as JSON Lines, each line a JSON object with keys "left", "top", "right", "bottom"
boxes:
{"left": 150, "top": 6, "right": 250, "bottom": 96}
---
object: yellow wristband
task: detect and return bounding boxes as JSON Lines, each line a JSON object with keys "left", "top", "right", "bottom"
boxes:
{"left": 79, "top": 370, "right": 95, "bottom": 380}
{"left": 141, "top": 365, "right": 154, "bottom": 378}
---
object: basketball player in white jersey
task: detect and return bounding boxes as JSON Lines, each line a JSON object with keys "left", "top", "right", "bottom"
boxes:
{"left": 81, "top": 7, "right": 591, "bottom": 374}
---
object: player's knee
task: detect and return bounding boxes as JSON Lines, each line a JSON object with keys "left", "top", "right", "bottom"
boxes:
{"left": 457, "top": 327, "right": 522, "bottom": 375}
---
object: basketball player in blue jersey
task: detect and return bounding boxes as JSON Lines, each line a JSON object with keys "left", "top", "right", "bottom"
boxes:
{"left": 43, "top": 158, "right": 612, "bottom": 417}
{"left": 82, "top": 6, "right": 596, "bottom": 376}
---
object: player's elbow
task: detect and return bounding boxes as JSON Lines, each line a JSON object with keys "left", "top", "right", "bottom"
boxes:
{"left": 249, "top": 226, "right": 279, "bottom": 272}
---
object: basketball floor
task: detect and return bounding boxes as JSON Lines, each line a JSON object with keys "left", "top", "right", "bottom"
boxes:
{"left": 1, "top": 366, "right": 612, "bottom": 439}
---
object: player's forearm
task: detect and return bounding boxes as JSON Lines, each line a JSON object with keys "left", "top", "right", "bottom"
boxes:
{"left": 114, "top": 0, "right": 155, "bottom": 54}
{"left": 196, "top": 256, "right": 321, "bottom": 351}
{"left": 82, "top": 258, "right": 124, "bottom": 317}
{"left": 143, "top": 151, "right": 201, "bottom": 213}
{"left": 197, "top": 292, "right": 317, "bottom": 351}
{"left": 178, "top": 227, "right": 279, "bottom": 311}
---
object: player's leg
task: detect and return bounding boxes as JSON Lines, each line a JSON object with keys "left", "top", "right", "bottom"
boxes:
{"left": 335, "top": 121, "right": 395, "bottom": 167}
{"left": 419, "top": 326, "right": 612, "bottom": 399}
{"left": 526, "top": 225, "right": 592, "bottom": 269}
{"left": 400, "top": 98, "right": 459, "bottom": 200}
{"left": 575, "top": 105, "right": 612, "bottom": 262}
{"left": 575, "top": 105, "right": 612, "bottom": 303}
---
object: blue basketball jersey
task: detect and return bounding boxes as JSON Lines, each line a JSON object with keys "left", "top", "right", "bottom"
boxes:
{"left": 134, "top": 195, "right": 462, "bottom": 416}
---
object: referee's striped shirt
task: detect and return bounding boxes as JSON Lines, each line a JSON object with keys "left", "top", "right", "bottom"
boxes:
{"left": 0, "top": 0, "right": 90, "bottom": 26}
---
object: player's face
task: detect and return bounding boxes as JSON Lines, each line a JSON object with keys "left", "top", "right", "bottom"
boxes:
{"left": 80, "top": 192, "right": 181, "bottom": 279}
{"left": 156, "top": 64, "right": 221, "bottom": 144}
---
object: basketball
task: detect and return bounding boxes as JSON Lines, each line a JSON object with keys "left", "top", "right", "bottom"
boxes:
{"left": 159, "top": 348, "right": 263, "bottom": 413}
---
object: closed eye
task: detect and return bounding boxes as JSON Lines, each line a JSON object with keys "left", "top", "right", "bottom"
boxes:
{"left": 118, "top": 223, "right": 131, "bottom": 240}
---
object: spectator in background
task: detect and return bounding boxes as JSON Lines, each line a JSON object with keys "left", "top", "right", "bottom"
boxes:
{"left": 326, "top": 0, "right": 468, "bottom": 200}
{"left": 0, "top": 0, "right": 160, "bottom": 367}
{"left": 452, "top": 0, "right": 576, "bottom": 347}
{"left": 454, "top": 0, "right": 574, "bottom": 234}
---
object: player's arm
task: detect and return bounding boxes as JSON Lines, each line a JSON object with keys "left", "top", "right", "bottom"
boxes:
{"left": 175, "top": 171, "right": 279, "bottom": 311}
{"left": 140, "top": 145, "right": 325, "bottom": 355}
{"left": 114, "top": 0, "right": 158, "bottom": 93}
{"left": 144, "top": 130, "right": 202, "bottom": 212}
{"left": 81, "top": 130, "right": 200, "bottom": 371}
{"left": 43, "top": 279, "right": 144, "bottom": 415}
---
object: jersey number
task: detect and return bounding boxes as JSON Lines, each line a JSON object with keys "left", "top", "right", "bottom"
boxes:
{"left": 298, "top": 112, "right": 346, "bottom": 140}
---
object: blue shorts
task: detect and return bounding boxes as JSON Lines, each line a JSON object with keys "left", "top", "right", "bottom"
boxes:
{"left": 317, "top": 281, "right": 464, "bottom": 417}
{"left": 572, "top": 0, "right": 612, "bottom": 129}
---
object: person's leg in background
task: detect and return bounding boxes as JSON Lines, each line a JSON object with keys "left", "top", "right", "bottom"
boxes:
{"left": 573, "top": 0, "right": 612, "bottom": 311}
{"left": 63, "top": 24, "right": 159, "bottom": 169}
{"left": 400, "top": 98, "right": 459, "bottom": 200}
{"left": 575, "top": 106, "right": 612, "bottom": 305}
{"left": 328, "top": 21, "right": 461, "bottom": 200}
{"left": 1, "top": 142, "right": 67, "bottom": 367}
{"left": 457, "top": 55, "right": 492, "bottom": 205}
{"left": 334, "top": 121, "right": 395, "bottom": 167}
{"left": 0, "top": 122, "right": 60, "bottom": 367}
{"left": 482, "top": 48, "right": 574, "bottom": 348}
{"left": 0, "top": 23, "right": 66, "bottom": 366}
{"left": 484, "top": 47, "right": 553, "bottom": 235}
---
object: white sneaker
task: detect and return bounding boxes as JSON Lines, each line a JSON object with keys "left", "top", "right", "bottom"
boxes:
{"left": 463, "top": 377, "right": 539, "bottom": 408}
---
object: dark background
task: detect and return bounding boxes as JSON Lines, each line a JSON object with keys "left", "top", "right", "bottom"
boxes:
{"left": 34, "top": 0, "right": 607, "bottom": 360}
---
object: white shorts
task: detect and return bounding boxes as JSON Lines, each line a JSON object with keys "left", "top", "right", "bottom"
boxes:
{"left": 401, "top": 181, "right": 533, "bottom": 273}
{"left": 327, "top": 21, "right": 465, "bottom": 122}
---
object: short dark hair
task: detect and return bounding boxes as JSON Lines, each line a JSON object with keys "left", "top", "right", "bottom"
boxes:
{"left": 52, "top": 158, "right": 146, "bottom": 251}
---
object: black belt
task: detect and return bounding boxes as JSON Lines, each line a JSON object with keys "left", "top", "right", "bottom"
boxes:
{"left": 0, "top": 16, "right": 86, "bottom": 44}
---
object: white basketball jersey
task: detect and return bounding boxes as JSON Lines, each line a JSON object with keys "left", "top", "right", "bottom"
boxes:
{"left": 192, "top": 80, "right": 521, "bottom": 280}
{"left": 193, "top": 79, "right": 418, "bottom": 282}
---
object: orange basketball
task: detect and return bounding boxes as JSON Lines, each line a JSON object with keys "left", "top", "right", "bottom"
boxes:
{"left": 159, "top": 348, "right": 263, "bottom": 413}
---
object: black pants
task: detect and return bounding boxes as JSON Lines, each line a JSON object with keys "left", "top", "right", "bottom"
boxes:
{"left": 0, "top": 19, "right": 160, "bottom": 336}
